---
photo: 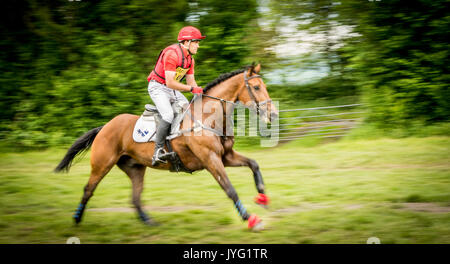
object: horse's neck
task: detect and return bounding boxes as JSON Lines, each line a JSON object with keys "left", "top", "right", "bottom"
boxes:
{"left": 190, "top": 73, "right": 242, "bottom": 131}
{"left": 204, "top": 73, "right": 243, "bottom": 102}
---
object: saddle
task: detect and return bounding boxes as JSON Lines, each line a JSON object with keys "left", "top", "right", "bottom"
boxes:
{"left": 133, "top": 101, "right": 184, "bottom": 142}
{"left": 132, "top": 101, "right": 193, "bottom": 173}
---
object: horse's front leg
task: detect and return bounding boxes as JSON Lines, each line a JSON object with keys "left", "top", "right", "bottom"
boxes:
{"left": 191, "top": 145, "right": 264, "bottom": 231}
{"left": 223, "top": 150, "right": 269, "bottom": 208}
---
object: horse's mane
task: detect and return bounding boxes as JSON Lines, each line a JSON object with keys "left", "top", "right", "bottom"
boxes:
{"left": 203, "top": 67, "right": 248, "bottom": 93}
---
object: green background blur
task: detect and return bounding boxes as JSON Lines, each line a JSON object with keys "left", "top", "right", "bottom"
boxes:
{"left": 1, "top": 0, "right": 448, "bottom": 148}
{"left": 0, "top": 0, "right": 449, "bottom": 244}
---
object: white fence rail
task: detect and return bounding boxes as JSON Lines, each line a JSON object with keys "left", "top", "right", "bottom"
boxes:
{"left": 275, "top": 104, "right": 363, "bottom": 141}
{"left": 235, "top": 103, "right": 364, "bottom": 142}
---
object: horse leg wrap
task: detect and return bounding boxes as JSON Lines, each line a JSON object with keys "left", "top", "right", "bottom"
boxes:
{"left": 138, "top": 210, "right": 150, "bottom": 222}
{"left": 73, "top": 203, "right": 86, "bottom": 223}
{"left": 234, "top": 200, "right": 249, "bottom": 220}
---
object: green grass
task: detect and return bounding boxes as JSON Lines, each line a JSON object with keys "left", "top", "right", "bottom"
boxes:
{"left": 0, "top": 136, "right": 449, "bottom": 244}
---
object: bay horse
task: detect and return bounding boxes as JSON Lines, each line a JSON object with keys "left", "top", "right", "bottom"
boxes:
{"left": 55, "top": 64, "right": 278, "bottom": 231}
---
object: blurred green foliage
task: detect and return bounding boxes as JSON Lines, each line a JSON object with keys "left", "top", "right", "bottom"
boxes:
{"left": 0, "top": 0, "right": 261, "bottom": 148}
{"left": 0, "top": 0, "right": 448, "bottom": 149}
{"left": 340, "top": 0, "right": 449, "bottom": 127}
{"left": 269, "top": 0, "right": 449, "bottom": 127}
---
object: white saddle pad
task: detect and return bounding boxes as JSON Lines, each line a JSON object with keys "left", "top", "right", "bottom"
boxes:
{"left": 133, "top": 115, "right": 157, "bottom": 143}
{"left": 132, "top": 115, "right": 185, "bottom": 143}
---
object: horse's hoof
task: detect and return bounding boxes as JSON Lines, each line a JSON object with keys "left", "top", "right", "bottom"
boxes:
{"left": 143, "top": 219, "right": 160, "bottom": 227}
{"left": 254, "top": 193, "right": 269, "bottom": 209}
{"left": 73, "top": 217, "right": 82, "bottom": 225}
{"left": 138, "top": 211, "right": 159, "bottom": 226}
{"left": 248, "top": 214, "right": 264, "bottom": 231}
{"left": 252, "top": 221, "right": 265, "bottom": 232}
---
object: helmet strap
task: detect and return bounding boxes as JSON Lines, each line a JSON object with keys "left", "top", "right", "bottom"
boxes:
{"left": 187, "top": 40, "right": 193, "bottom": 55}
{"left": 180, "top": 40, "right": 193, "bottom": 55}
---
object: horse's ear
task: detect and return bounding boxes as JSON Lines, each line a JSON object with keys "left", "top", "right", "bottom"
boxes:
{"left": 248, "top": 62, "right": 258, "bottom": 75}
{"left": 246, "top": 63, "right": 255, "bottom": 76}
{"left": 250, "top": 62, "right": 255, "bottom": 74}
{"left": 254, "top": 63, "right": 261, "bottom": 74}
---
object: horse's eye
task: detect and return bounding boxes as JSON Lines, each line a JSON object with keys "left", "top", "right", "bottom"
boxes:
{"left": 254, "top": 85, "right": 260, "bottom": 90}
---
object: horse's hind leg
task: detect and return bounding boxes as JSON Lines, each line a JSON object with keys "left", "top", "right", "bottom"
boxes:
{"left": 73, "top": 151, "right": 118, "bottom": 224}
{"left": 223, "top": 150, "right": 269, "bottom": 208}
{"left": 117, "top": 156, "right": 158, "bottom": 226}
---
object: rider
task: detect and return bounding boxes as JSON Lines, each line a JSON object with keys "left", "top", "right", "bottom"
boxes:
{"left": 147, "top": 26, "right": 205, "bottom": 166}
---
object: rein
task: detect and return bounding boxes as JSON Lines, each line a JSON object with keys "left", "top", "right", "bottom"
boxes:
{"left": 201, "top": 94, "right": 235, "bottom": 104}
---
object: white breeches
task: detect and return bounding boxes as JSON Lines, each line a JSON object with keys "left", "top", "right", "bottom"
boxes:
{"left": 148, "top": 80, "right": 189, "bottom": 123}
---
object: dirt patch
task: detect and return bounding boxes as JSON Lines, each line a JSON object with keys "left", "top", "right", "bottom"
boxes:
{"left": 89, "top": 202, "right": 450, "bottom": 215}
{"left": 399, "top": 203, "right": 450, "bottom": 213}
{"left": 270, "top": 203, "right": 365, "bottom": 215}
{"left": 88, "top": 205, "right": 216, "bottom": 213}
{"left": 89, "top": 203, "right": 338, "bottom": 216}
{"left": 271, "top": 203, "right": 332, "bottom": 214}
{"left": 335, "top": 163, "right": 449, "bottom": 171}
{"left": 345, "top": 204, "right": 364, "bottom": 210}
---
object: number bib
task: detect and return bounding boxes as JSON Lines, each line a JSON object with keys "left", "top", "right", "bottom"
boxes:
{"left": 174, "top": 66, "right": 189, "bottom": 82}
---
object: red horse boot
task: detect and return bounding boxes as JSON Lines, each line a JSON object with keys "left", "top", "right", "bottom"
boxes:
{"left": 254, "top": 193, "right": 269, "bottom": 209}
{"left": 248, "top": 214, "right": 264, "bottom": 231}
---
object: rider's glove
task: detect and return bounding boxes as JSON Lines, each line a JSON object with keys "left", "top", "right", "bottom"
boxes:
{"left": 190, "top": 86, "right": 203, "bottom": 94}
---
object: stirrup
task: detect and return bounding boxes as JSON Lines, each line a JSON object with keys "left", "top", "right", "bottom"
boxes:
{"left": 152, "top": 148, "right": 168, "bottom": 165}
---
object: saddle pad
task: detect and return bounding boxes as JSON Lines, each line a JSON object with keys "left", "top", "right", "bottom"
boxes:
{"left": 132, "top": 115, "right": 184, "bottom": 143}
{"left": 132, "top": 116, "right": 156, "bottom": 143}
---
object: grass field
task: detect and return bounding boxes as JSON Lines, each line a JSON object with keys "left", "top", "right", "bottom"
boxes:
{"left": 0, "top": 136, "right": 449, "bottom": 244}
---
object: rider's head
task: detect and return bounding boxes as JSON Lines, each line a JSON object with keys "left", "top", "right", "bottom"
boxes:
{"left": 178, "top": 26, "right": 205, "bottom": 55}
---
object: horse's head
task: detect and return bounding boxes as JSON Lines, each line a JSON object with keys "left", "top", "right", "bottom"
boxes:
{"left": 238, "top": 64, "right": 279, "bottom": 124}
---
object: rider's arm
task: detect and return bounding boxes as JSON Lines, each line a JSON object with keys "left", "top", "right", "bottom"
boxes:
{"left": 185, "top": 74, "right": 198, "bottom": 88}
{"left": 165, "top": 71, "right": 193, "bottom": 92}
{"left": 163, "top": 52, "right": 199, "bottom": 92}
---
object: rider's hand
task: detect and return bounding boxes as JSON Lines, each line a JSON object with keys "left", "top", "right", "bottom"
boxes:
{"left": 190, "top": 86, "right": 203, "bottom": 94}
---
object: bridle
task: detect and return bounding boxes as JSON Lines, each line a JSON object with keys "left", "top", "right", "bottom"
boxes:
{"left": 243, "top": 71, "right": 272, "bottom": 115}
{"left": 200, "top": 70, "right": 272, "bottom": 113}
{"left": 181, "top": 70, "right": 272, "bottom": 136}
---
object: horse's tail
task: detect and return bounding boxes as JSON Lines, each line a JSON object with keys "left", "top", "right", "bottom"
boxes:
{"left": 54, "top": 126, "right": 104, "bottom": 173}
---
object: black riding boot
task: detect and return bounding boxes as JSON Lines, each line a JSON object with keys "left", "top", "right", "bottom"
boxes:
{"left": 152, "top": 119, "right": 172, "bottom": 166}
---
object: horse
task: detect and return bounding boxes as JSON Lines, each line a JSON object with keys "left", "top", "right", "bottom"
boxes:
{"left": 54, "top": 63, "right": 278, "bottom": 231}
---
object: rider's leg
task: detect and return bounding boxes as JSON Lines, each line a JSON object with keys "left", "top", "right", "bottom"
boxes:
{"left": 151, "top": 119, "right": 172, "bottom": 166}
{"left": 148, "top": 81, "right": 175, "bottom": 124}
{"left": 148, "top": 81, "right": 175, "bottom": 166}
{"left": 174, "top": 90, "right": 189, "bottom": 108}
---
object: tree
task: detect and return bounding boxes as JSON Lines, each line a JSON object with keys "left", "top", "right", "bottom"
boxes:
{"left": 343, "top": 0, "right": 450, "bottom": 126}
{"left": 0, "top": 0, "right": 263, "bottom": 148}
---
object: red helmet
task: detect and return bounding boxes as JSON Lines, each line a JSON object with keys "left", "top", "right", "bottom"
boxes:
{"left": 178, "top": 26, "right": 206, "bottom": 42}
